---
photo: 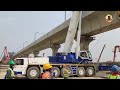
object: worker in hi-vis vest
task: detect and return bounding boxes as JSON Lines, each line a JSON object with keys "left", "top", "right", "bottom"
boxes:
{"left": 62, "top": 64, "right": 71, "bottom": 79}
{"left": 42, "top": 63, "right": 53, "bottom": 79}
{"left": 108, "top": 65, "right": 120, "bottom": 79}
{"left": 5, "top": 60, "right": 15, "bottom": 79}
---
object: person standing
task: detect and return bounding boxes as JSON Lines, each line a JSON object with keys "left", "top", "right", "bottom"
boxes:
{"left": 5, "top": 60, "right": 15, "bottom": 79}
{"left": 108, "top": 65, "right": 120, "bottom": 79}
{"left": 62, "top": 64, "right": 70, "bottom": 79}
{"left": 42, "top": 63, "right": 53, "bottom": 79}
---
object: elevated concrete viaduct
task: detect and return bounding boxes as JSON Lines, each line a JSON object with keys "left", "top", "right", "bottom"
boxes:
{"left": 14, "top": 11, "right": 120, "bottom": 58}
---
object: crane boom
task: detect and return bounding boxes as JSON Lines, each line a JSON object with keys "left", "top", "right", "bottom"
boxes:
{"left": 76, "top": 11, "right": 82, "bottom": 59}
{"left": 97, "top": 44, "right": 106, "bottom": 63}
{"left": 63, "top": 11, "right": 80, "bottom": 54}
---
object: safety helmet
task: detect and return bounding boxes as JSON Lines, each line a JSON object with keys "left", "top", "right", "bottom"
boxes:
{"left": 8, "top": 60, "right": 15, "bottom": 65}
{"left": 43, "top": 63, "right": 52, "bottom": 70}
{"left": 42, "top": 72, "right": 51, "bottom": 79}
{"left": 111, "top": 65, "right": 119, "bottom": 73}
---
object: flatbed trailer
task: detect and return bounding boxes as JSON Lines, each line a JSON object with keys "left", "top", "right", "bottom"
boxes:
{"left": 97, "top": 62, "right": 120, "bottom": 71}
{"left": 50, "top": 62, "right": 120, "bottom": 78}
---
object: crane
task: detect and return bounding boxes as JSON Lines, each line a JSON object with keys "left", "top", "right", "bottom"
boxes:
{"left": 113, "top": 45, "right": 120, "bottom": 62}
{"left": 0, "top": 46, "right": 10, "bottom": 64}
{"left": 63, "top": 11, "right": 81, "bottom": 54}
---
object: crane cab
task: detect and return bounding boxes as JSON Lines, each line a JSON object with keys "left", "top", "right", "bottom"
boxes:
{"left": 80, "top": 50, "right": 92, "bottom": 59}
{"left": 79, "top": 50, "right": 92, "bottom": 64}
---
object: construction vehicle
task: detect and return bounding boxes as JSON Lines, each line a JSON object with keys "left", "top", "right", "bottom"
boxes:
{"left": 13, "top": 57, "right": 49, "bottom": 79}
{"left": 13, "top": 11, "right": 120, "bottom": 79}
{"left": 44, "top": 11, "right": 97, "bottom": 78}
{"left": 13, "top": 11, "right": 98, "bottom": 79}
{"left": 113, "top": 45, "right": 120, "bottom": 62}
{"left": 0, "top": 46, "right": 11, "bottom": 64}
{"left": 98, "top": 45, "right": 120, "bottom": 71}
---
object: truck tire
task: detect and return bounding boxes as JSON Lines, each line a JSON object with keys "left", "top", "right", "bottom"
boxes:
{"left": 27, "top": 67, "right": 40, "bottom": 79}
{"left": 51, "top": 67, "right": 60, "bottom": 78}
{"left": 86, "top": 67, "right": 94, "bottom": 77}
{"left": 61, "top": 67, "right": 72, "bottom": 78}
{"left": 77, "top": 67, "right": 85, "bottom": 77}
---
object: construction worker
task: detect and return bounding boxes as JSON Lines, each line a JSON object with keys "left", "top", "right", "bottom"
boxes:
{"left": 62, "top": 64, "right": 70, "bottom": 79}
{"left": 108, "top": 65, "right": 120, "bottom": 79}
{"left": 42, "top": 63, "right": 53, "bottom": 79}
{"left": 5, "top": 60, "right": 15, "bottom": 79}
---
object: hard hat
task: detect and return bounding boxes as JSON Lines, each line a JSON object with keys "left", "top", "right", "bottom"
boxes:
{"left": 111, "top": 65, "right": 119, "bottom": 73}
{"left": 8, "top": 60, "right": 15, "bottom": 65}
{"left": 43, "top": 63, "right": 52, "bottom": 70}
{"left": 42, "top": 72, "right": 51, "bottom": 79}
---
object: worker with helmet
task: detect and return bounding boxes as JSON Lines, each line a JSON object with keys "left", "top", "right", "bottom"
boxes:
{"left": 42, "top": 63, "right": 53, "bottom": 79}
{"left": 62, "top": 64, "right": 70, "bottom": 79}
{"left": 5, "top": 60, "right": 16, "bottom": 79}
{"left": 108, "top": 65, "right": 120, "bottom": 79}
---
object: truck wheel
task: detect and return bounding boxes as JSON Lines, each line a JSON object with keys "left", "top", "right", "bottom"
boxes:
{"left": 77, "top": 67, "right": 85, "bottom": 77}
{"left": 27, "top": 67, "right": 40, "bottom": 79}
{"left": 51, "top": 67, "right": 60, "bottom": 78}
{"left": 61, "top": 68, "right": 72, "bottom": 78}
{"left": 86, "top": 67, "right": 94, "bottom": 77}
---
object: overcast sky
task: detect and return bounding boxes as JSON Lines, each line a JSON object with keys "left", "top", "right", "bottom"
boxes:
{"left": 0, "top": 11, "right": 120, "bottom": 62}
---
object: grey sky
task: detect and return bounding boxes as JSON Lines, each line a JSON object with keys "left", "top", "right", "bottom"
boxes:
{"left": 0, "top": 11, "right": 120, "bottom": 62}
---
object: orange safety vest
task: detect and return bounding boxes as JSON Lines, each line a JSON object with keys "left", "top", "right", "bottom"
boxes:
{"left": 42, "top": 71, "right": 51, "bottom": 79}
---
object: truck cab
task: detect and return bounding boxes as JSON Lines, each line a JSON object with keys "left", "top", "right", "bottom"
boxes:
{"left": 79, "top": 50, "right": 92, "bottom": 63}
{"left": 13, "top": 58, "right": 28, "bottom": 75}
{"left": 13, "top": 57, "right": 49, "bottom": 79}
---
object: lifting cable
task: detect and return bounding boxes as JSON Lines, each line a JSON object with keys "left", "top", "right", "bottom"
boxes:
{"left": 90, "top": 11, "right": 117, "bottom": 51}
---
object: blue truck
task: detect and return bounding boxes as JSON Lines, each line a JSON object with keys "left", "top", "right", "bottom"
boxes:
{"left": 48, "top": 51, "right": 120, "bottom": 78}
{"left": 48, "top": 50, "right": 99, "bottom": 78}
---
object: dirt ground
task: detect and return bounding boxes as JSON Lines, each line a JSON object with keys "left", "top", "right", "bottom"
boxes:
{"left": 0, "top": 69, "right": 108, "bottom": 79}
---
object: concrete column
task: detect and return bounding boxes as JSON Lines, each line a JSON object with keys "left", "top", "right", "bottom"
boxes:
{"left": 23, "top": 54, "right": 29, "bottom": 57}
{"left": 80, "top": 36, "right": 95, "bottom": 51}
{"left": 50, "top": 44, "right": 61, "bottom": 56}
{"left": 33, "top": 51, "right": 39, "bottom": 57}
{"left": 75, "top": 36, "right": 95, "bottom": 51}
